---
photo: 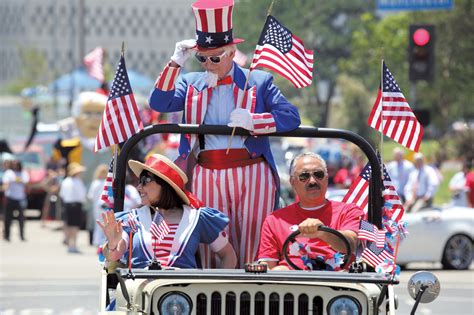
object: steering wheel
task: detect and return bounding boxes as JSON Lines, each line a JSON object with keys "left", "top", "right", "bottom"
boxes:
{"left": 282, "top": 226, "right": 352, "bottom": 271}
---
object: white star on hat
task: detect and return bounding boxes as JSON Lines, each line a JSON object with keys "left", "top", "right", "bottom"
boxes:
{"left": 205, "top": 36, "right": 213, "bottom": 44}
{"left": 224, "top": 35, "right": 229, "bottom": 42}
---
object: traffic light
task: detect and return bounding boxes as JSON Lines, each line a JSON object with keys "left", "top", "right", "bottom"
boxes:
{"left": 409, "top": 25, "right": 435, "bottom": 81}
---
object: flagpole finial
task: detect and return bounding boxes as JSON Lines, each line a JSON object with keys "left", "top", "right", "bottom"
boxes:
{"left": 267, "top": 1, "right": 274, "bottom": 16}
{"left": 121, "top": 41, "right": 125, "bottom": 56}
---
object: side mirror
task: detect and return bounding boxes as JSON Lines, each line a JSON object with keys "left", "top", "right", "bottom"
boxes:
{"left": 408, "top": 271, "right": 440, "bottom": 314}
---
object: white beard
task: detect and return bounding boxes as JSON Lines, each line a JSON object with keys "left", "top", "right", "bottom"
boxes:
{"left": 205, "top": 71, "right": 219, "bottom": 88}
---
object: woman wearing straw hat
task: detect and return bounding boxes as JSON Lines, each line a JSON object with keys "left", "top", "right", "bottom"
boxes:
{"left": 97, "top": 154, "right": 237, "bottom": 269}
{"left": 59, "top": 162, "right": 87, "bottom": 253}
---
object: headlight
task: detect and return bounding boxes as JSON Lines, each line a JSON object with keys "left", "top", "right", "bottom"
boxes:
{"left": 327, "top": 295, "right": 361, "bottom": 315}
{"left": 158, "top": 292, "right": 192, "bottom": 315}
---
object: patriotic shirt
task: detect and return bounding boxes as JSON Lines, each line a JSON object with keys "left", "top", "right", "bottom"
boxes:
{"left": 115, "top": 205, "right": 229, "bottom": 268}
{"left": 152, "top": 223, "right": 179, "bottom": 267}
{"left": 256, "top": 201, "right": 365, "bottom": 270}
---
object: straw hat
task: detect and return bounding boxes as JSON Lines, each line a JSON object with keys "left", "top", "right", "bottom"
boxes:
{"left": 67, "top": 162, "right": 86, "bottom": 176}
{"left": 128, "top": 154, "right": 190, "bottom": 205}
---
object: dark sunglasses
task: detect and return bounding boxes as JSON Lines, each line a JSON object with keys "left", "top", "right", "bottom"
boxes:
{"left": 138, "top": 175, "right": 155, "bottom": 186}
{"left": 296, "top": 170, "right": 326, "bottom": 182}
{"left": 194, "top": 52, "right": 226, "bottom": 64}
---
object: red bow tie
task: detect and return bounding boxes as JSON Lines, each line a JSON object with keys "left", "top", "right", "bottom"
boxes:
{"left": 216, "top": 76, "right": 233, "bottom": 86}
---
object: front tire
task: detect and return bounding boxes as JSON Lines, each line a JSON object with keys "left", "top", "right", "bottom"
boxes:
{"left": 441, "top": 234, "right": 473, "bottom": 270}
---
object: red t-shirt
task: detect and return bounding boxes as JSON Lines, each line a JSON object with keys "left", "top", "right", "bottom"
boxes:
{"left": 256, "top": 201, "right": 365, "bottom": 270}
{"left": 465, "top": 171, "right": 474, "bottom": 207}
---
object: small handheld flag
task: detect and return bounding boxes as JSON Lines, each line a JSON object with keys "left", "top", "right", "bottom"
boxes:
{"left": 100, "top": 156, "right": 114, "bottom": 207}
{"left": 250, "top": 15, "right": 314, "bottom": 88}
{"left": 150, "top": 211, "right": 170, "bottom": 244}
{"left": 368, "top": 61, "right": 423, "bottom": 152}
{"left": 94, "top": 54, "right": 143, "bottom": 152}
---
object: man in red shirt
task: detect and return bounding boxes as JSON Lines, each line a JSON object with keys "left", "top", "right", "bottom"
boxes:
{"left": 256, "top": 152, "right": 364, "bottom": 270}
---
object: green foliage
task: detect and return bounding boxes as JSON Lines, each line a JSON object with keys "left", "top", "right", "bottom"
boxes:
{"left": 340, "top": 1, "right": 474, "bottom": 135}
{"left": 234, "top": 0, "right": 375, "bottom": 126}
{"left": 411, "top": 0, "right": 474, "bottom": 132}
{"left": 4, "top": 47, "right": 51, "bottom": 94}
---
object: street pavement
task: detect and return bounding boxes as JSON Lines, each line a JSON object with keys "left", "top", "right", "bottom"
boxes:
{"left": 0, "top": 219, "right": 101, "bottom": 314}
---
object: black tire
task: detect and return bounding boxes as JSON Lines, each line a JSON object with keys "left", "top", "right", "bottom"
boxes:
{"left": 441, "top": 234, "right": 473, "bottom": 270}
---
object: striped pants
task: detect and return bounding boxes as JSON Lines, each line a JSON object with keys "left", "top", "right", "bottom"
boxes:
{"left": 193, "top": 161, "right": 276, "bottom": 268}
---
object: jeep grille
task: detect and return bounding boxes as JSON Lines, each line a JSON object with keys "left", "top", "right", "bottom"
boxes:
{"left": 151, "top": 283, "right": 367, "bottom": 315}
{"left": 195, "top": 291, "right": 323, "bottom": 315}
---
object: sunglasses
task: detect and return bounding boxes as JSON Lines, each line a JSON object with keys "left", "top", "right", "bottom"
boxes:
{"left": 194, "top": 52, "right": 227, "bottom": 64}
{"left": 296, "top": 170, "right": 326, "bottom": 182}
{"left": 138, "top": 175, "right": 155, "bottom": 186}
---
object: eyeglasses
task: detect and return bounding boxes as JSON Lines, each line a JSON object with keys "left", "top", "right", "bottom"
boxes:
{"left": 138, "top": 175, "right": 155, "bottom": 186}
{"left": 194, "top": 52, "right": 227, "bottom": 64}
{"left": 295, "top": 170, "right": 326, "bottom": 182}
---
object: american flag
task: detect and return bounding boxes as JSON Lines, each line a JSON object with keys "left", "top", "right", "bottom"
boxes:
{"left": 150, "top": 212, "right": 170, "bottom": 244}
{"left": 382, "top": 166, "right": 405, "bottom": 223}
{"left": 342, "top": 162, "right": 371, "bottom": 210}
{"left": 250, "top": 15, "right": 314, "bottom": 88}
{"left": 123, "top": 212, "right": 140, "bottom": 233}
{"left": 94, "top": 55, "right": 143, "bottom": 152}
{"left": 342, "top": 160, "right": 405, "bottom": 222}
{"left": 101, "top": 156, "right": 114, "bottom": 206}
{"left": 83, "top": 47, "right": 105, "bottom": 83}
{"left": 368, "top": 61, "right": 423, "bottom": 152}
{"left": 358, "top": 220, "right": 386, "bottom": 248}
{"left": 361, "top": 242, "right": 394, "bottom": 268}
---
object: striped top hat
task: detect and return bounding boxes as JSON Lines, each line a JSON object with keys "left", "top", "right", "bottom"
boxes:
{"left": 192, "top": 0, "right": 244, "bottom": 50}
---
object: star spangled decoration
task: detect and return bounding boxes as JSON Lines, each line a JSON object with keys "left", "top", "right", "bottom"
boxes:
{"left": 122, "top": 212, "right": 141, "bottom": 233}
{"left": 358, "top": 220, "right": 386, "bottom": 248}
{"left": 94, "top": 54, "right": 143, "bottom": 152}
{"left": 326, "top": 252, "right": 344, "bottom": 270}
{"left": 262, "top": 17, "right": 293, "bottom": 54}
{"left": 368, "top": 61, "right": 423, "bottom": 152}
{"left": 250, "top": 15, "right": 313, "bottom": 88}
{"left": 109, "top": 59, "right": 131, "bottom": 100}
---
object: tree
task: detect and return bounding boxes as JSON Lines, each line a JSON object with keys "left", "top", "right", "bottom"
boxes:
{"left": 4, "top": 47, "right": 51, "bottom": 94}
{"left": 234, "top": 0, "right": 375, "bottom": 126}
{"left": 340, "top": 1, "right": 474, "bottom": 136}
{"left": 412, "top": 0, "right": 474, "bottom": 133}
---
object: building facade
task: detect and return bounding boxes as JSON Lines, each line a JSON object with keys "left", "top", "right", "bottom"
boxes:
{"left": 0, "top": 0, "right": 195, "bottom": 86}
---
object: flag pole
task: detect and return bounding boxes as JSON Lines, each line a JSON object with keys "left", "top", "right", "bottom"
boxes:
{"left": 379, "top": 54, "right": 385, "bottom": 174}
{"left": 112, "top": 41, "right": 125, "bottom": 202}
{"left": 226, "top": 1, "right": 275, "bottom": 154}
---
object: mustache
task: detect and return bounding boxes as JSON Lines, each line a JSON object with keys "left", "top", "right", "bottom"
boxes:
{"left": 307, "top": 182, "right": 320, "bottom": 189}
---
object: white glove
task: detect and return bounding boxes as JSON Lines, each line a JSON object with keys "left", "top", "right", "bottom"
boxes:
{"left": 228, "top": 108, "right": 254, "bottom": 131}
{"left": 171, "top": 39, "right": 197, "bottom": 67}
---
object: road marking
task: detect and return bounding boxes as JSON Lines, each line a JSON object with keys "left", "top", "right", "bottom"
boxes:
{"left": 0, "top": 280, "right": 98, "bottom": 286}
{"left": 1, "top": 308, "right": 92, "bottom": 315}
{"left": 0, "top": 291, "right": 97, "bottom": 298}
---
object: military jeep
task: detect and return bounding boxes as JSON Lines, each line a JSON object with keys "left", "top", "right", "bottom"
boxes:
{"left": 100, "top": 124, "right": 440, "bottom": 315}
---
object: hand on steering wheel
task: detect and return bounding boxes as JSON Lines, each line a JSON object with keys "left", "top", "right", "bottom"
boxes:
{"left": 282, "top": 225, "right": 352, "bottom": 271}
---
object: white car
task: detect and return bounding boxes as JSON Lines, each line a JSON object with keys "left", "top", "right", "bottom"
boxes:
{"left": 397, "top": 206, "right": 474, "bottom": 270}
{"left": 326, "top": 189, "right": 474, "bottom": 270}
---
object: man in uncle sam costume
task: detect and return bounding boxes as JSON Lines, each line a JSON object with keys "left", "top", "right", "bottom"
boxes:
{"left": 149, "top": 0, "right": 301, "bottom": 268}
